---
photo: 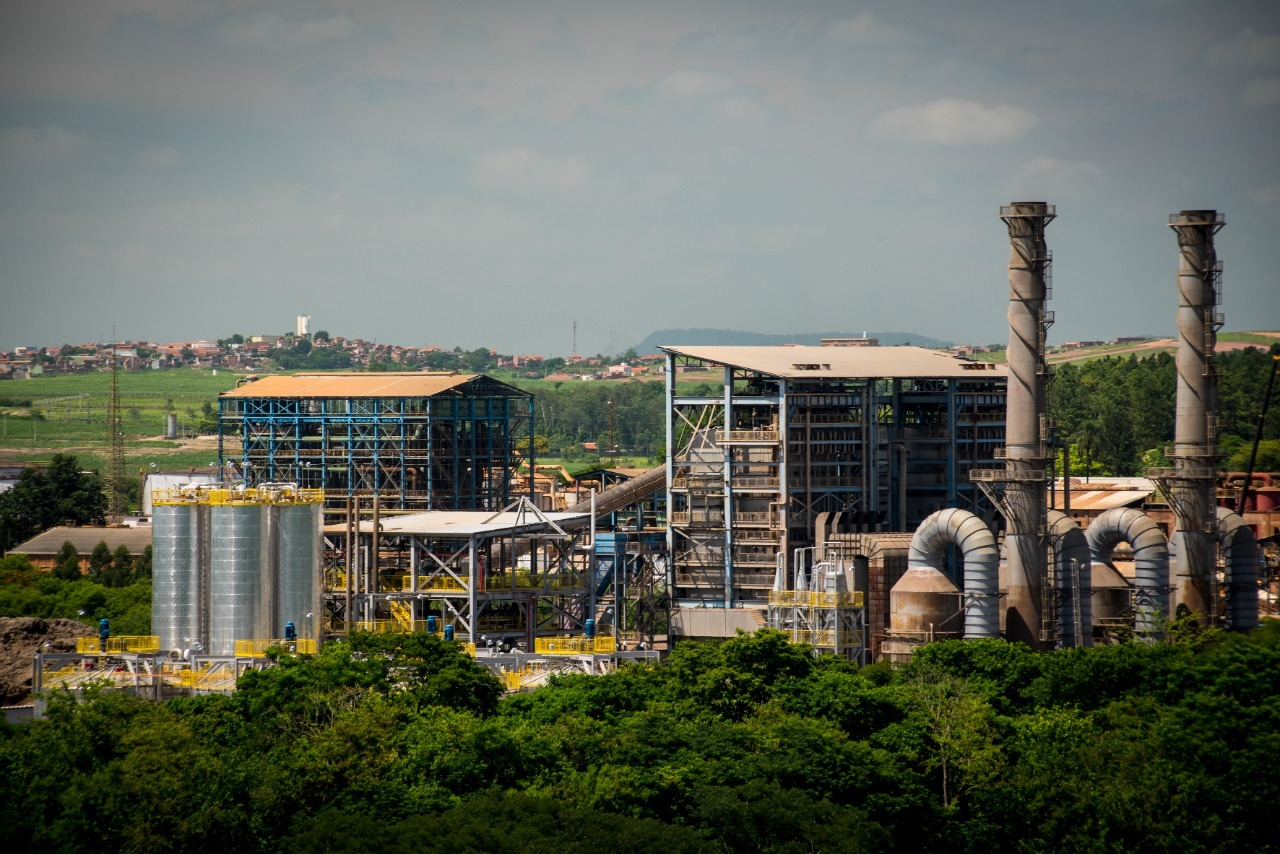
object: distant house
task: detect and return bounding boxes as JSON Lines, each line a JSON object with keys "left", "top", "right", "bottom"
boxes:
{"left": 10, "top": 526, "right": 152, "bottom": 572}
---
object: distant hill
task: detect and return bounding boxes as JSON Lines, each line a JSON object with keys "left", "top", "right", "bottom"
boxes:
{"left": 633, "top": 329, "right": 952, "bottom": 355}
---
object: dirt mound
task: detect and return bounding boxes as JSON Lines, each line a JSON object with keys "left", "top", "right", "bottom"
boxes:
{"left": 0, "top": 617, "right": 95, "bottom": 705}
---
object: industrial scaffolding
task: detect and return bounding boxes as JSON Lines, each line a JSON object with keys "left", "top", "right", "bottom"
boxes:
{"left": 663, "top": 345, "right": 1007, "bottom": 616}
{"left": 322, "top": 491, "right": 669, "bottom": 650}
{"left": 218, "top": 373, "right": 533, "bottom": 518}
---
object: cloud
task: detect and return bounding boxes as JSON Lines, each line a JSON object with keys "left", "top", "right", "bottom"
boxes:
{"left": 824, "top": 12, "right": 912, "bottom": 46}
{"left": 138, "top": 146, "right": 178, "bottom": 171}
{"left": 0, "top": 125, "right": 87, "bottom": 163}
{"left": 654, "top": 69, "right": 737, "bottom": 98}
{"left": 869, "top": 98, "right": 1037, "bottom": 144}
{"left": 1239, "top": 76, "right": 1280, "bottom": 107}
{"left": 471, "top": 147, "right": 589, "bottom": 192}
{"left": 213, "top": 12, "right": 364, "bottom": 50}
{"left": 1248, "top": 182, "right": 1280, "bottom": 206}
{"left": 1203, "top": 28, "right": 1280, "bottom": 69}
{"left": 712, "top": 96, "right": 766, "bottom": 123}
{"left": 538, "top": 17, "right": 585, "bottom": 58}
{"left": 1013, "top": 156, "right": 1104, "bottom": 194}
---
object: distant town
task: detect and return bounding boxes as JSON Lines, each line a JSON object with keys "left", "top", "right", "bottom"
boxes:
{"left": 0, "top": 316, "right": 1187, "bottom": 384}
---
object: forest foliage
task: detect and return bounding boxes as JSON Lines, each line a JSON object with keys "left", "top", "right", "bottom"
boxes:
{"left": 1047, "top": 345, "right": 1280, "bottom": 475}
{"left": 2, "top": 626, "right": 1278, "bottom": 853}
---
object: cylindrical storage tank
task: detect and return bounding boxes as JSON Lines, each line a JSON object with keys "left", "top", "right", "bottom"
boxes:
{"left": 152, "top": 503, "right": 200, "bottom": 654}
{"left": 274, "top": 502, "right": 321, "bottom": 641}
{"left": 888, "top": 567, "right": 964, "bottom": 640}
{"left": 165, "top": 413, "right": 178, "bottom": 440}
{"left": 209, "top": 503, "right": 267, "bottom": 656}
{"left": 1254, "top": 489, "right": 1279, "bottom": 512}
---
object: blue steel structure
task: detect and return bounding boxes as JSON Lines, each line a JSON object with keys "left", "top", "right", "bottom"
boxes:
{"left": 218, "top": 373, "right": 533, "bottom": 516}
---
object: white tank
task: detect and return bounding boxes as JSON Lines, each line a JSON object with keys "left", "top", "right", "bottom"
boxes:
{"left": 152, "top": 503, "right": 200, "bottom": 653}
{"left": 208, "top": 504, "right": 267, "bottom": 655}
{"left": 274, "top": 503, "right": 321, "bottom": 639}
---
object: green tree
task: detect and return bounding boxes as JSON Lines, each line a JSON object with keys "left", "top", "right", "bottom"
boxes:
{"left": 0, "top": 454, "right": 106, "bottom": 551}
{"left": 87, "top": 541, "right": 113, "bottom": 584}
{"left": 903, "top": 666, "right": 1004, "bottom": 810}
{"left": 53, "top": 540, "right": 81, "bottom": 581}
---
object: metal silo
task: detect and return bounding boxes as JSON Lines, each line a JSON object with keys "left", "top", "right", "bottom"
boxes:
{"left": 152, "top": 502, "right": 200, "bottom": 653}
{"left": 209, "top": 502, "right": 268, "bottom": 655}
{"left": 274, "top": 502, "right": 321, "bottom": 640}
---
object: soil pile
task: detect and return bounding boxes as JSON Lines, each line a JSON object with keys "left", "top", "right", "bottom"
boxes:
{"left": 0, "top": 617, "right": 95, "bottom": 705}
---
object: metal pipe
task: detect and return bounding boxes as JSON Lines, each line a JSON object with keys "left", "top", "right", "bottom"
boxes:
{"left": 999, "top": 201, "right": 1055, "bottom": 648}
{"left": 1168, "top": 210, "right": 1225, "bottom": 618}
{"left": 907, "top": 507, "right": 999, "bottom": 638}
{"left": 1216, "top": 506, "right": 1259, "bottom": 631}
{"left": 1085, "top": 507, "right": 1169, "bottom": 636}
{"left": 1047, "top": 510, "right": 1091, "bottom": 647}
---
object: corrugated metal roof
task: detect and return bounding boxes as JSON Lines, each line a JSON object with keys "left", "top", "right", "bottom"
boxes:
{"left": 13, "top": 526, "right": 152, "bottom": 556}
{"left": 221, "top": 373, "right": 477, "bottom": 399}
{"left": 322, "top": 509, "right": 590, "bottom": 538}
{"left": 1050, "top": 490, "right": 1153, "bottom": 511}
{"left": 659, "top": 345, "right": 1009, "bottom": 379}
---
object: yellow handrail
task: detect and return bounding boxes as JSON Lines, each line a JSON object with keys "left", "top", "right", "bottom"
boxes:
{"left": 533, "top": 636, "right": 617, "bottom": 655}
{"left": 233, "top": 638, "right": 318, "bottom": 656}
{"left": 75, "top": 635, "right": 162, "bottom": 654}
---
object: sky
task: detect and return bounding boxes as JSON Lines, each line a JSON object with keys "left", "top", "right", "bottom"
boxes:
{"left": 1, "top": 1, "right": 1278, "bottom": 357}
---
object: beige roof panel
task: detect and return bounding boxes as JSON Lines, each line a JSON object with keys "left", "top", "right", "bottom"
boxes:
{"left": 659, "top": 345, "right": 1009, "bottom": 379}
{"left": 222, "top": 373, "right": 476, "bottom": 399}
{"left": 13, "top": 526, "right": 152, "bottom": 556}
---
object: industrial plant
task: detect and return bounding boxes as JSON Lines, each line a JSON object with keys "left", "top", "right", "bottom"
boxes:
{"left": 32, "top": 203, "right": 1272, "bottom": 706}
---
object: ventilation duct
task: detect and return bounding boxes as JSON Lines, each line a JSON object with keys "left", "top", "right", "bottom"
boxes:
{"left": 1047, "top": 510, "right": 1091, "bottom": 648}
{"left": 1216, "top": 506, "right": 1259, "bottom": 631}
{"left": 905, "top": 508, "right": 999, "bottom": 638}
{"left": 1085, "top": 507, "right": 1170, "bottom": 636}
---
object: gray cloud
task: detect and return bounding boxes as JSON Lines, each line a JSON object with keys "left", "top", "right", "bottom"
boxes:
{"left": 869, "top": 98, "right": 1038, "bottom": 144}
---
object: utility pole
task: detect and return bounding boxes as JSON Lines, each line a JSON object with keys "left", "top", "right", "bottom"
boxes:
{"left": 106, "top": 328, "right": 127, "bottom": 521}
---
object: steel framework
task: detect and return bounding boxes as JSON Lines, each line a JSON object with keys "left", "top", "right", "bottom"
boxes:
{"left": 218, "top": 374, "right": 532, "bottom": 516}
{"left": 663, "top": 349, "right": 1006, "bottom": 611}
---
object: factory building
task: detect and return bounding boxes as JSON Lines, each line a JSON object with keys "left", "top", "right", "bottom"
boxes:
{"left": 218, "top": 373, "right": 533, "bottom": 517}
{"left": 662, "top": 344, "right": 1007, "bottom": 629}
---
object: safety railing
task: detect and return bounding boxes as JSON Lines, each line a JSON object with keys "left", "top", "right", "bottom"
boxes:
{"left": 76, "top": 635, "right": 162, "bottom": 654}
{"left": 715, "top": 429, "right": 780, "bottom": 443}
{"left": 404, "top": 574, "right": 468, "bottom": 592}
{"left": 233, "top": 638, "right": 318, "bottom": 657}
{"left": 533, "top": 636, "right": 617, "bottom": 655}
{"left": 179, "top": 669, "right": 237, "bottom": 691}
{"left": 768, "top": 590, "right": 864, "bottom": 608}
{"left": 787, "top": 629, "right": 865, "bottom": 647}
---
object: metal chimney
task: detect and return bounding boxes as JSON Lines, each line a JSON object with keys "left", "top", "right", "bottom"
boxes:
{"left": 999, "top": 201, "right": 1055, "bottom": 648}
{"left": 1166, "top": 210, "right": 1225, "bottom": 618}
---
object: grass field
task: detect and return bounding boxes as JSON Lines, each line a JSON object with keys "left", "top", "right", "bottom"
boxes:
{"left": 0, "top": 368, "right": 240, "bottom": 473}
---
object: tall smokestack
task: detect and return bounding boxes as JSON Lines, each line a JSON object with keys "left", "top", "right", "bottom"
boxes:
{"left": 1168, "top": 210, "right": 1224, "bottom": 619}
{"left": 999, "top": 202, "right": 1055, "bottom": 649}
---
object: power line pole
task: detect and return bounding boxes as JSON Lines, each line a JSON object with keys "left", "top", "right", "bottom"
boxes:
{"left": 107, "top": 329, "right": 126, "bottom": 520}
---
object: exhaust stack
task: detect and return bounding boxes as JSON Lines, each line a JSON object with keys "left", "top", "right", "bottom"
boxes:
{"left": 998, "top": 202, "right": 1055, "bottom": 648}
{"left": 1167, "top": 210, "right": 1224, "bottom": 618}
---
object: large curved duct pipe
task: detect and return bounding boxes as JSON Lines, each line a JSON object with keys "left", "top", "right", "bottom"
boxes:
{"left": 908, "top": 508, "right": 999, "bottom": 638}
{"left": 1216, "top": 506, "right": 1259, "bottom": 631}
{"left": 1168, "top": 210, "right": 1224, "bottom": 617}
{"left": 1047, "top": 510, "right": 1092, "bottom": 648}
{"left": 999, "top": 202, "right": 1055, "bottom": 648}
{"left": 1085, "top": 507, "right": 1170, "bottom": 636}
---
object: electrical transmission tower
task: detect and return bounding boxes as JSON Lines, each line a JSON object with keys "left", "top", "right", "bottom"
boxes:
{"left": 106, "top": 337, "right": 126, "bottom": 520}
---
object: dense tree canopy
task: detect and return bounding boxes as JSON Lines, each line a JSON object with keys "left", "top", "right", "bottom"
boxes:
{"left": 1047, "top": 345, "right": 1279, "bottom": 475}
{"left": 0, "top": 454, "right": 106, "bottom": 552}
{"left": 2, "top": 626, "right": 1277, "bottom": 852}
